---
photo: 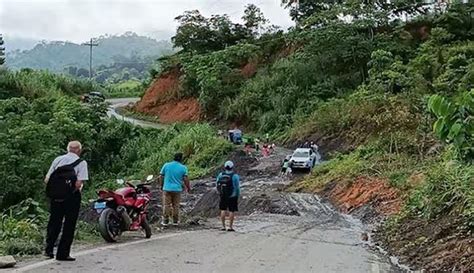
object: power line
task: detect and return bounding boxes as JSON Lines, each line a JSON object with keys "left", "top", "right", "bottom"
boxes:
{"left": 82, "top": 38, "right": 99, "bottom": 79}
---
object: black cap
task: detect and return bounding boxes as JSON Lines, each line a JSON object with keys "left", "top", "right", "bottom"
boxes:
{"left": 174, "top": 153, "right": 183, "bottom": 162}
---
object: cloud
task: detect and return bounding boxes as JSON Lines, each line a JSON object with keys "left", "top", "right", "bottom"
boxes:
{"left": 0, "top": 0, "right": 293, "bottom": 43}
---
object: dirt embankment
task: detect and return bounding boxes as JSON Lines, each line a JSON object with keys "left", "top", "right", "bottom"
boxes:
{"left": 302, "top": 175, "right": 473, "bottom": 271}
{"left": 374, "top": 214, "right": 473, "bottom": 271}
{"left": 134, "top": 68, "right": 200, "bottom": 123}
{"left": 318, "top": 177, "right": 402, "bottom": 224}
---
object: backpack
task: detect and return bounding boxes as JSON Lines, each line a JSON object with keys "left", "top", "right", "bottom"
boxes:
{"left": 217, "top": 172, "right": 234, "bottom": 198}
{"left": 46, "top": 158, "right": 83, "bottom": 199}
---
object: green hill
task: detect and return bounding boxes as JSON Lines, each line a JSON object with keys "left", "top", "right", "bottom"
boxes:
{"left": 6, "top": 32, "right": 173, "bottom": 73}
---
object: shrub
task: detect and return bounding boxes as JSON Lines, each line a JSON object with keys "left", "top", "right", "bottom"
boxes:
{"left": 406, "top": 159, "right": 473, "bottom": 228}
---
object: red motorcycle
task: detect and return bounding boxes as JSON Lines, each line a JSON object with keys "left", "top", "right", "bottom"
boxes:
{"left": 94, "top": 175, "right": 154, "bottom": 242}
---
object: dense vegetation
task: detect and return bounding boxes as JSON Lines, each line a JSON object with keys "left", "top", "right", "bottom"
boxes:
{"left": 0, "top": 69, "right": 232, "bottom": 255}
{"left": 149, "top": 2, "right": 472, "bottom": 269}
{"left": 6, "top": 32, "right": 173, "bottom": 83}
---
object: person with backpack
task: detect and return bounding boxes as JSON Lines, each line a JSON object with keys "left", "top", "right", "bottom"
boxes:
{"left": 44, "top": 141, "right": 88, "bottom": 261}
{"left": 216, "top": 161, "right": 240, "bottom": 232}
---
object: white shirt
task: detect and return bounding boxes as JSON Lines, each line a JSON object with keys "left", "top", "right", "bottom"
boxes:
{"left": 46, "top": 152, "right": 89, "bottom": 181}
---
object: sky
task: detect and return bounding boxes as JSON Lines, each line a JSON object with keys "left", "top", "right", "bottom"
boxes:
{"left": 0, "top": 0, "right": 294, "bottom": 44}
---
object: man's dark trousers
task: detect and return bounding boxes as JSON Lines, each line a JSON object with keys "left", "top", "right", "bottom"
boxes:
{"left": 45, "top": 192, "right": 81, "bottom": 258}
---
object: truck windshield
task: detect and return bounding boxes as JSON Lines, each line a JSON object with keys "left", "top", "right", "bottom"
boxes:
{"left": 293, "top": 151, "right": 309, "bottom": 157}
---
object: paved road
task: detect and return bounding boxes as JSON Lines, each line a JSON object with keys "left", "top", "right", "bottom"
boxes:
{"left": 106, "top": 98, "right": 165, "bottom": 129}
{"left": 15, "top": 215, "right": 399, "bottom": 273}
{"left": 11, "top": 128, "right": 403, "bottom": 273}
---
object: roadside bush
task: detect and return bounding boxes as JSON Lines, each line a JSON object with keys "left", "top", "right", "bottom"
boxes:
{"left": 406, "top": 158, "right": 473, "bottom": 228}
{"left": 3, "top": 239, "right": 42, "bottom": 256}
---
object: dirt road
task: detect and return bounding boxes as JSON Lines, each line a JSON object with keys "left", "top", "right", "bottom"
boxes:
{"left": 13, "top": 148, "right": 402, "bottom": 273}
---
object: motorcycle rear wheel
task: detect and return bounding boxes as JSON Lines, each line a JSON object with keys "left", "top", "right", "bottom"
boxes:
{"left": 99, "top": 208, "right": 122, "bottom": 242}
{"left": 141, "top": 218, "right": 152, "bottom": 238}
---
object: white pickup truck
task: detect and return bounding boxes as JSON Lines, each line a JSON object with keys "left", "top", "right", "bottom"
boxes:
{"left": 290, "top": 148, "right": 321, "bottom": 172}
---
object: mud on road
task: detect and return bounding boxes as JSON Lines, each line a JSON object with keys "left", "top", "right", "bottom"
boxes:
{"left": 21, "top": 147, "right": 404, "bottom": 273}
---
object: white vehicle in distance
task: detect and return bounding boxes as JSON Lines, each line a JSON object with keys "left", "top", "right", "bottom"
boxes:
{"left": 290, "top": 148, "right": 319, "bottom": 172}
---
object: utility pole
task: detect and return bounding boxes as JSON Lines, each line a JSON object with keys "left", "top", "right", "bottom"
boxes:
{"left": 82, "top": 38, "right": 99, "bottom": 79}
{"left": 0, "top": 34, "right": 5, "bottom": 66}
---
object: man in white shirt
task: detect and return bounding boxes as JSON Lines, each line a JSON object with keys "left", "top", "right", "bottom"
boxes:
{"left": 44, "top": 141, "right": 88, "bottom": 261}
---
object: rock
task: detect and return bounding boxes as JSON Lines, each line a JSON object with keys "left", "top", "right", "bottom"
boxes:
{"left": 0, "top": 255, "right": 16, "bottom": 268}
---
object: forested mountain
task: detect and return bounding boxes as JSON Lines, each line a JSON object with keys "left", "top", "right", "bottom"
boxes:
{"left": 5, "top": 32, "right": 174, "bottom": 74}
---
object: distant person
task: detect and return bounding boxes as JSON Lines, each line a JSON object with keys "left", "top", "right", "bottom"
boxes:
{"left": 262, "top": 144, "right": 270, "bottom": 157}
{"left": 310, "top": 141, "right": 319, "bottom": 152}
{"left": 159, "top": 153, "right": 191, "bottom": 226}
{"left": 44, "top": 141, "right": 88, "bottom": 261}
{"left": 302, "top": 141, "right": 310, "bottom": 148}
{"left": 281, "top": 156, "right": 291, "bottom": 176}
{"left": 265, "top": 133, "right": 270, "bottom": 144}
{"left": 254, "top": 138, "right": 260, "bottom": 152}
{"left": 216, "top": 161, "right": 240, "bottom": 232}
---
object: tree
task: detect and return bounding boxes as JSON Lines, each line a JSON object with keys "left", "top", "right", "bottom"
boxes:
{"left": 0, "top": 34, "right": 5, "bottom": 66}
{"left": 172, "top": 6, "right": 268, "bottom": 53}
{"left": 281, "top": 0, "right": 433, "bottom": 24}
{"left": 172, "top": 10, "right": 215, "bottom": 52}
{"left": 242, "top": 4, "right": 268, "bottom": 37}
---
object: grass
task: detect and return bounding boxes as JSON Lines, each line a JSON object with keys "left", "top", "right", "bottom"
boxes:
{"left": 115, "top": 106, "right": 162, "bottom": 123}
{"left": 103, "top": 80, "right": 145, "bottom": 98}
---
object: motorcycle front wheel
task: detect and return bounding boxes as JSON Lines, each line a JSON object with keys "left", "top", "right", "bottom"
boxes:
{"left": 141, "top": 218, "right": 152, "bottom": 239}
{"left": 99, "top": 208, "right": 122, "bottom": 242}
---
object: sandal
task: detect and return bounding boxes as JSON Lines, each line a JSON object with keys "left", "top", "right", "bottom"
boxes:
{"left": 221, "top": 228, "right": 227, "bottom": 231}
{"left": 227, "top": 228, "right": 235, "bottom": 232}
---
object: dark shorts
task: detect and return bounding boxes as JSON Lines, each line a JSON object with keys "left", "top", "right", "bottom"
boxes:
{"left": 219, "top": 196, "right": 238, "bottom": 212}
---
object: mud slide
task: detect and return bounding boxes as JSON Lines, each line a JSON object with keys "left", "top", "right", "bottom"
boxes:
{"left": 17, "top": 148, "right": 405, "bottom": 273}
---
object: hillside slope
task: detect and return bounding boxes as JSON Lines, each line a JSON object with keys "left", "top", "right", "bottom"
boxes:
{"left": 134, "top": 3, "right": 473, "bottom": 271}
{"left": 134, "top": 68, "right": 200, "bottom": 123}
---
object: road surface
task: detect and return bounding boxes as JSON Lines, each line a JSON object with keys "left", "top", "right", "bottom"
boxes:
{"left": 14, "top": 214, "right": 400, "bottom": 273}
{"left": 106, "top": 98, "right": 165, "bottom": 129}
{"left": 13, "top": 149, "right": 403, "bottom": 273}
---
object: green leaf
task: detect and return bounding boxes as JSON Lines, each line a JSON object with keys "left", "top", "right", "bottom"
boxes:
{"left": 433, "top": 118, "right": 446, "bottom": 138}
{"left": 448, "top": 123, "right": 463, "bottom": 139}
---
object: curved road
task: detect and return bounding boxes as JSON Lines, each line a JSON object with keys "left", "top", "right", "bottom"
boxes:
{"left": 106, "top": 98, "right": 165, "bottom": 129}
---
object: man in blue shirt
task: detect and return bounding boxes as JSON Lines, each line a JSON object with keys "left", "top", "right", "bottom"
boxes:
{"left": 159, "top": 153, "right": 190, "bottom": 226}
{"left": 216, "top": 161, "right": 240, "bottom": 231}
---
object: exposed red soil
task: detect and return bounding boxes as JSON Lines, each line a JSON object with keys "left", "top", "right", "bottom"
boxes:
{"left": 135, "top": 68, "right": 201, "bottom": 123}
{"left": 146, "top": 98, "right": 200, "bottom": 123}
{"left": 321, "top": 176, "right": 402, "bottom": 217}
{"left": 241, "top": 61, "right": 258, "bottom": 78}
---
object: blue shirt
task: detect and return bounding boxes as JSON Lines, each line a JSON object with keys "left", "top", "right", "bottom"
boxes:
{"left": 160, "top": 161, "right": 188, "bottom": 192}
{"left": 216, "top": 171, "right": 240, "bottom": 198}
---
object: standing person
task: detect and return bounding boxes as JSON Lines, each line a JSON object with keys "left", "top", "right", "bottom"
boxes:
{"left": 310, "top": 141, "right": 319, "bottom": 152}
{"left": 265, "top": 133, "right": 270, "bottom": 144}
{"left": 44, "top": 141, "right": 88, "bottom": 261}
{"left": 216, "top": 161, "right": 240, "bottom": 232}
{"left": 280, "top": 155, "right": 291, "bottom": 177}
{"left": 159, "top": 153, "right": 191, "bottom": 226}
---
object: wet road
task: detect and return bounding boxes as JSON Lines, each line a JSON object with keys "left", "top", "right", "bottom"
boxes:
{"left": 16, "top": 214, "right": 398, "bottom": 273}
{"left": 106, "top": 98, "right": 165, "bottom": 129}
{"left": 13, "top": 149, "right": 402, "bottom": 273}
